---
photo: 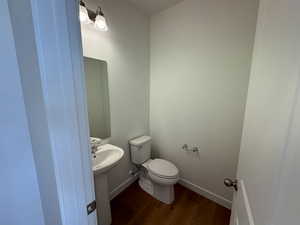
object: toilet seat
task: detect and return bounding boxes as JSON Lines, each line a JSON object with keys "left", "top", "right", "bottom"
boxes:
{"left": 148, "top": 159, "right": 179, "bottom": 179}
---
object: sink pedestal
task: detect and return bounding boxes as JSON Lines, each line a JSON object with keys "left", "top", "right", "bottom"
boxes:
{"left": 92, "top": 144, "right": 124, "bottom": 225}
{"left": 94, "top": 173, "right": 111, "bottom": 225}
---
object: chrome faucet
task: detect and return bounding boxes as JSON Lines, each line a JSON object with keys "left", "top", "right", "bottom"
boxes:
{"left": 90, "top": 137, "right": 102, "bottom": 158}
{"left": 91, "top": 145, "right": 97, "bottom": 153}
{"left": 91, "top": 145, "right": 98, "bottom": 158}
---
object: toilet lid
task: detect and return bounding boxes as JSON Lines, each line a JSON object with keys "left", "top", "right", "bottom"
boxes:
{"left": 148, "top": 159, "right": 178, "bottom": 178}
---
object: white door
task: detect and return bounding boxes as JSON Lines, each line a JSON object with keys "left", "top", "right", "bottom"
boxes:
{"left": 228, "top": 0, "right": 300, "bottom": 225}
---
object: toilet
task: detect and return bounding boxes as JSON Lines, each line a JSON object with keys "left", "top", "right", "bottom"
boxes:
{"left": 129, "top": 136, "right": 179, "bottom": 204}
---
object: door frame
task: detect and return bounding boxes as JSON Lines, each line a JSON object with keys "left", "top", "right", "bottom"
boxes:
{"left": 64, "top": 1, "right": 98, "bottom": 225}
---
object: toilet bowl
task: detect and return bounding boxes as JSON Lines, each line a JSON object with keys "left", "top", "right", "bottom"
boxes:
{"left": 139, "top": 159, "right": 179, "bottom": 204}
{"left": 129, "top": 136, "right": 180, "bottom": 204}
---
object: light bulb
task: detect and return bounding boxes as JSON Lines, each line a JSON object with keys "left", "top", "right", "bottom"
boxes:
{"left": 94, "top": 14, "right": 108, "bottom": 31}
{"left": 79, "top": 4, "right": 89, "bottom": 23}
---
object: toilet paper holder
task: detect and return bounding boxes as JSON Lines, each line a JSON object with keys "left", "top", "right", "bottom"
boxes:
{"left": 182, "top": 144, "right": 199, "bottom": 152}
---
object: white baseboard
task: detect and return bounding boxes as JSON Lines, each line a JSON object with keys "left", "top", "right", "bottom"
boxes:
{"left": 109, "top": 175, "right": 138, "bottom": 200}
{"left": 179, "top": 178, "right": 232, "bottom": 209}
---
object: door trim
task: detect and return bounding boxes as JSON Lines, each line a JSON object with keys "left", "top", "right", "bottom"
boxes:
{"left": 64, "top": 0, "right": 97, "bottom": 224}
{"left": 239, "top": 180, "right": 255, "bottom": 225}
{"left": 230, "top": 179, "right": 255, "bottom": 225}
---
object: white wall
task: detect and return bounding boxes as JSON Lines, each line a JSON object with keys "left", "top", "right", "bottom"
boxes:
{"left": 7, "top": 0, "right": 63, "bottom": 224}
{"left": 2, "top": 1, "right": 97, "bottom": 224}
{"left": 150, "top": 0, "right": 258, "bottom": 204}
{"left": 237, "top": 0, "right": 300, "bottom": 224}
{"left": 81, "top": 0, "right": 150, "bottom": 191}
{"left": 0, "top": 1, "right": 45, "bottom": 224}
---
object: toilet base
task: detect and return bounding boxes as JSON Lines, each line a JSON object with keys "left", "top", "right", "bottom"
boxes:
{"left": 138, "top": 174, "right": 174, "bottom": 204}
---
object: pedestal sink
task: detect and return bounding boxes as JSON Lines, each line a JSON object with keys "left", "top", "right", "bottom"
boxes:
{"left": 92, "top": 144, "right": 124, "bottom": 225}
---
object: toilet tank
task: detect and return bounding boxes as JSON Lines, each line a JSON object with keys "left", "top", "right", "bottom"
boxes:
{"left": 129, "top": 136, "right": 152, "bottom": 164}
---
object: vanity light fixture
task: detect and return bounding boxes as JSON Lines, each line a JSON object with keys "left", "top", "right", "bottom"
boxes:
{"left": 79, "top": 0, "right": 108, "bottom": 31}
{"left": 79, "top": 0, "right": 90, "bottom": 24}
{"left": 94, "top": 7, "right": 108, "bottom": 31}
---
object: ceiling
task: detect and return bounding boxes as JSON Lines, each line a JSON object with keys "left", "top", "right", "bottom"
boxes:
{"left": 128, "top": 0, "right": 184, "bottom": 15}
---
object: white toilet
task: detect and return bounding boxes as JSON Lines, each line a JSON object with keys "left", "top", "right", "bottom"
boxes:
{"left": 129, "top": 136, "right": 179, "bottom": 204}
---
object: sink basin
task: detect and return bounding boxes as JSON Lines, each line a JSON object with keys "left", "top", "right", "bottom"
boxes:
{"left": 92, "top": 144, "right": 124, "bottom": 175}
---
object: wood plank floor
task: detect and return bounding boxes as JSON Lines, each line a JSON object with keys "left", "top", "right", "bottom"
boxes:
{"left": 110, "top": 182, "right": 231, "bottom": 225}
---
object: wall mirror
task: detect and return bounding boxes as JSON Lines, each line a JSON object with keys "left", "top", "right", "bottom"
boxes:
{"left": 84, "top": 57, "right": 111, "bottom": 139}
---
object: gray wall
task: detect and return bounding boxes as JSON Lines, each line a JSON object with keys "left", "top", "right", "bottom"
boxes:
{"left": 82, "top": 0, "right": 150, "bottom": 191}
{"left": 150, "top": 0, "right": 258, "bottom": 201}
